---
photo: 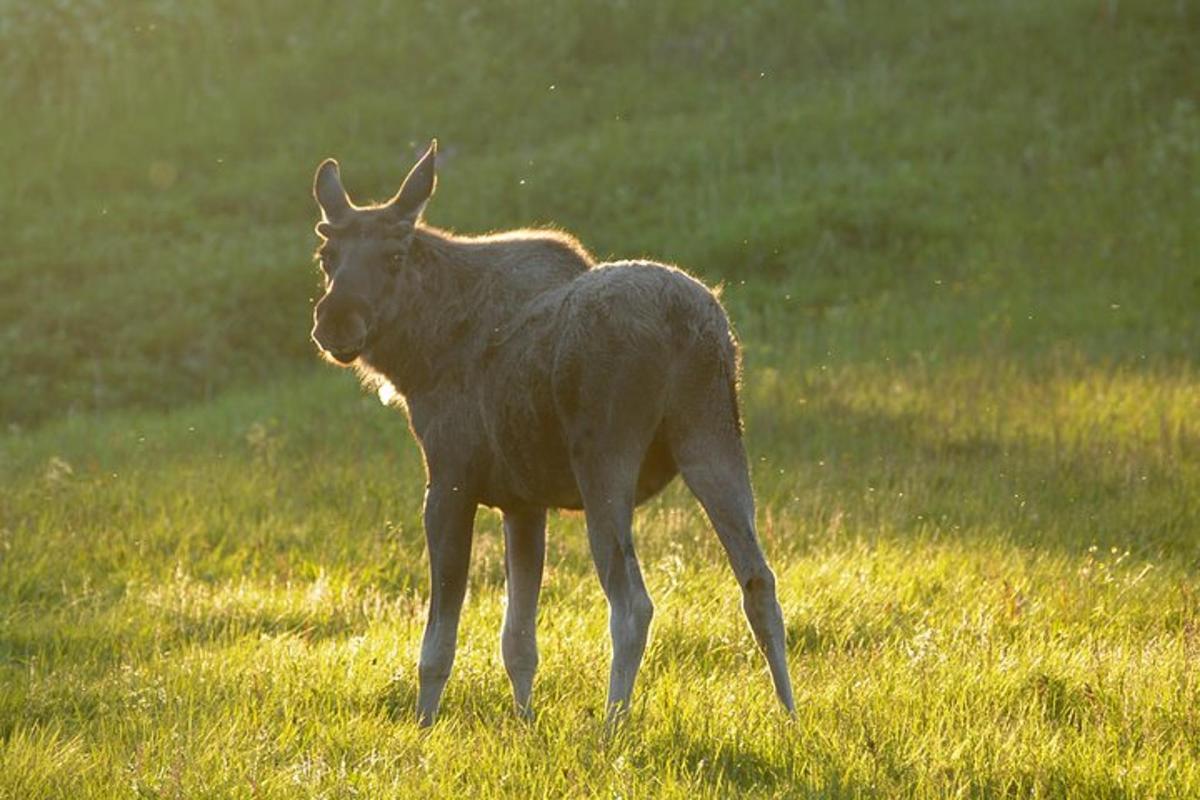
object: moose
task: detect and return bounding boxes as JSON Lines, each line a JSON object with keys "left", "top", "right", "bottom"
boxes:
{"left": 310, "top": 141, "right": 795, "bottom": 725}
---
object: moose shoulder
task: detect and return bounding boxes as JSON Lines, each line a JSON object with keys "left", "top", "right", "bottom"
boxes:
{"left": 310, "top": 141, "right": 795, "bottom": 726}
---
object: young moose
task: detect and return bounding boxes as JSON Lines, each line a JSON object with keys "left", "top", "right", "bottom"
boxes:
{"left": 310, "top": 141, "right": 795, "bottom": 725}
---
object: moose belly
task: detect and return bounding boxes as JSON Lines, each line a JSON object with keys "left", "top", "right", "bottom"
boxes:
{"left": 632, "top": 429, "right": 679, "bottom": 505}
{"left": 478, "top": 426, "right": 582, "bottom": 510}
{"left": 479, "top": 423, "right": 678, "bottom": 512}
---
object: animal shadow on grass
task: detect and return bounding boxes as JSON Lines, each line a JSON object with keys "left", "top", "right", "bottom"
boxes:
{"left": 662, "top": 738, "right": 785, "bottom": 793}
{"left": 373, "top": 667, "right": 515, "bottom": 726}
{"left": 636, "top": 725, "right": 869, "bottom": 799}
{"left": 375, "top": 672, "right": 419, "bottom": 722}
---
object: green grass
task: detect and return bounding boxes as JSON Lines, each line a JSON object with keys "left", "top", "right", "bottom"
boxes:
{"left": 2, "top": 0, "right": 1199, "bottom": 796}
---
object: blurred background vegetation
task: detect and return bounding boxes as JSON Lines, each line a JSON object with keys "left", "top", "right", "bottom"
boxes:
{"left": 1, "top": 0, "right": 1196, "bottom": 428}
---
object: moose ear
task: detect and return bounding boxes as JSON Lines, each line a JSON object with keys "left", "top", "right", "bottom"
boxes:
{"left": 388, "top": 139, "right": 437, "bottom": 222}
{"left": 313, "top": 159, "right": 352, "bottom": 223}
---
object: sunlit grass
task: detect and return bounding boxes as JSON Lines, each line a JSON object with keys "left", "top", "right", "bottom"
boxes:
{"left": 3, "top": 349, "right": 1198, "bottom": 796}
{"left": 1, "top": 0, "right": 1196, "bottom": 426}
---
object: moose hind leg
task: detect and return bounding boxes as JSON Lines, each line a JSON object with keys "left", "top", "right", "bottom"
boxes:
{"left": 574, "top": 457, "right": 654, "bottom": 721}
{"left": 501, "top": 508, "right": 546, "bottom": 719}
{"left": 673, "top": 430, "right": 796, "bottom": 713}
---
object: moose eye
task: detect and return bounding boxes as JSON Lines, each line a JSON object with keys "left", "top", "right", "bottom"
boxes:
{"left": 385, "top": 251, "right": 405, "bottom": 273}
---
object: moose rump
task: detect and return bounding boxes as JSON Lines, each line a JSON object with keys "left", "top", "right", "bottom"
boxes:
{"left": 476, "top": 261, "right": 739, "bottom": 513}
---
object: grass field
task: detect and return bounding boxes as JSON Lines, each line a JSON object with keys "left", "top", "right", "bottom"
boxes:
{"left": 2, "top": 0, "right": 1199, "bottom": 796}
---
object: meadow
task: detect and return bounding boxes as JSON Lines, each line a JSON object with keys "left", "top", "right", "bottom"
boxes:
{"left": 1, "top": 0, "right": 1198, "bottom": 796}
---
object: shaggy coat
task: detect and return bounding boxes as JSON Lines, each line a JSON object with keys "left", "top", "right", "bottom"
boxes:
{"left": 311, "top": 142, "right": 794, "bottom": 724}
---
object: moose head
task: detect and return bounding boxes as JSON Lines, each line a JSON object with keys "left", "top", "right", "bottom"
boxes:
{"left": 310, "top": 140, "right": 437, "bottom": 364}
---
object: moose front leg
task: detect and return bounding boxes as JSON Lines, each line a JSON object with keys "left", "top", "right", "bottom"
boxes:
{"left": 501, "top": 508, "right": 547, "bottom": 719}
{"left": 416, "top": 484, "right": 477, "bottom": 726}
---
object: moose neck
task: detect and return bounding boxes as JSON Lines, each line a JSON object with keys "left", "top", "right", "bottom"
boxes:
{"left": 360, "top": 225, "right": 498, "bottom": 397}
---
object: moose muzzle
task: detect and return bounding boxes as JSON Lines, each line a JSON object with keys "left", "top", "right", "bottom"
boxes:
{"left": 312, "top": 292, "right": 372, "bottom": 363}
